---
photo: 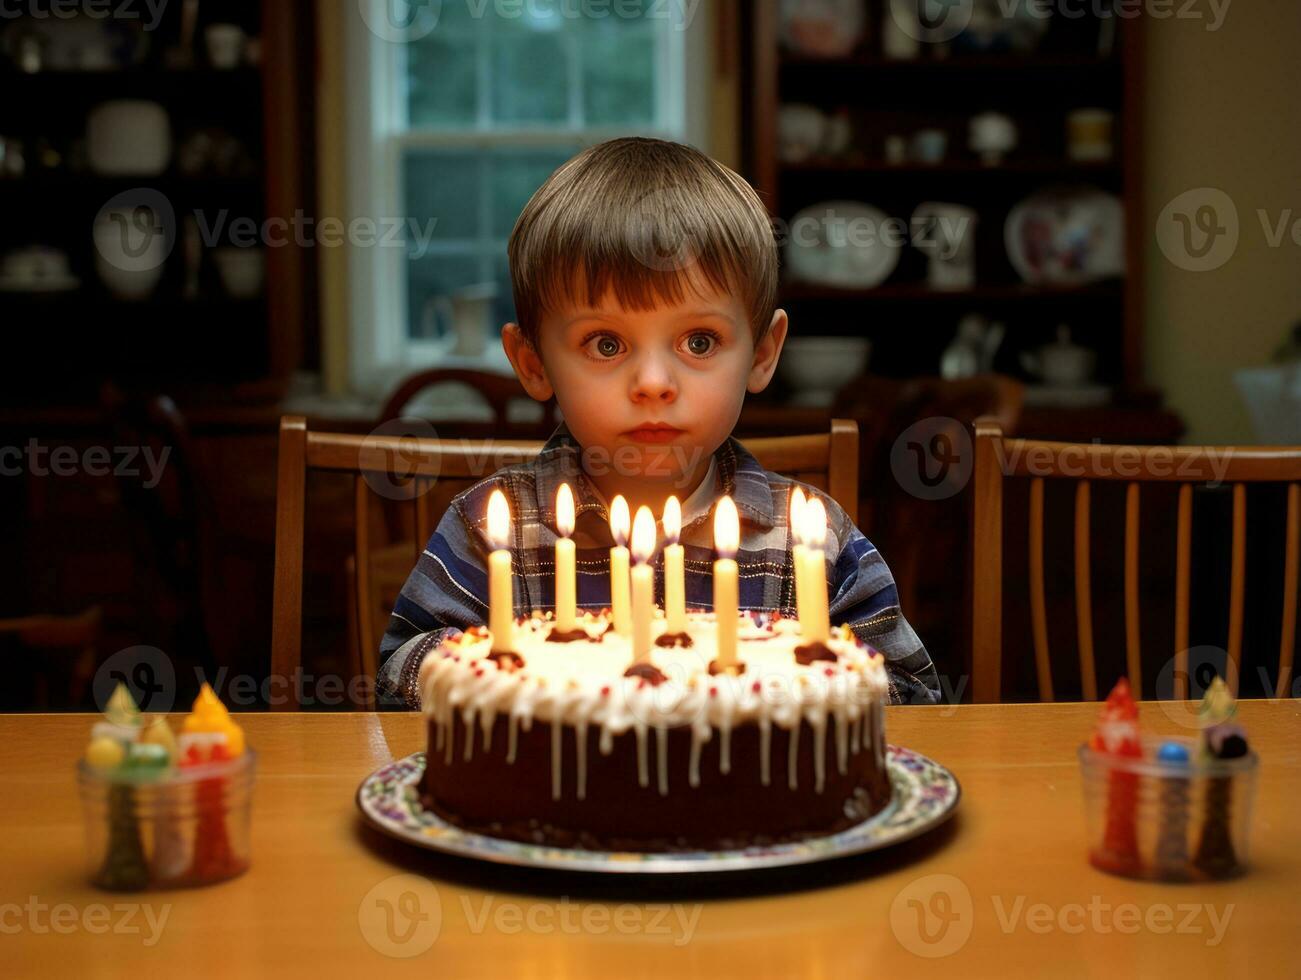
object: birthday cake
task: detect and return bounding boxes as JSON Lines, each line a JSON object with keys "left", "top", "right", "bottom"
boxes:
{"left": 417, "top": 608, "right": 891, "bottom": 852}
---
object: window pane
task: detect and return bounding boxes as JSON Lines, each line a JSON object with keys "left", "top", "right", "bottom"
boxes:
{"left": 489, "top": 149, "right": 573, "bottom": 238}
{"left": 402, "top": 151, "right": 481, "bottom": 242}
{"left": 582, "top": 32, "right": 656, "bottom": 126}
{"left": 491, "top": 32, "right": 570, "bottom": 124}
{"left": 407, "top": 34, "right": 478, "bottom": 128}
{"left": 406, "top": 252, "right": 487, "bottom": 340}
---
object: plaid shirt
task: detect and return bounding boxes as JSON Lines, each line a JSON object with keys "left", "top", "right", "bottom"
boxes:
{"left": 378, "top": 423, "right": 939, "bottom": 708}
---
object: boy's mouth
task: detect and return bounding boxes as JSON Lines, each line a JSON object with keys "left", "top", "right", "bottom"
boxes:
{"left": 624, "top": 422, "right": 685, "bottom": 444}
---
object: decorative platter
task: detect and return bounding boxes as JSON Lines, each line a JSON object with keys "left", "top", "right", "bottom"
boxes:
{"left": 356, "top": 745, "right": 960, "bottom": 874}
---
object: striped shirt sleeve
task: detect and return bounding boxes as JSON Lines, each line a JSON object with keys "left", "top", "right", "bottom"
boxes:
{"left": 376, "top": 495, "right": 490, "bottom": 709}
{"left": 825, "top": 503, "right": 941, "bottom": 705}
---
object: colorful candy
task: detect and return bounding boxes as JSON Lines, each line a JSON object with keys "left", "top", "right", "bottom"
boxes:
{"left": 79, "top": 682, "right": 250, "bottom": 889}
{"left": 1194, "top": 678, "right": 1249, "bottom": 877}
{"left": 179, "top": 684, "right": 246, "bottom": 882}
{"left": 1154, "top": 741, "right": 1191, "bottom": 880}
{"left": 86, "top": 685, "right": 150, "bottom": 891}
{"left": 1089, "top": 678, "right": 1142, "bottom": 876}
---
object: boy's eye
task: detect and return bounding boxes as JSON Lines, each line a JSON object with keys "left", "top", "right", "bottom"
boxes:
{"left": 682, "top": 331, "right": 720, "bottom": 357}
{"left": 584, "top": 333, "right": 624, "bottom": 359}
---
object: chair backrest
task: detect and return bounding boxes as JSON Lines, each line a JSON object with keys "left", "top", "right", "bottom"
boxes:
{"left": 272, "top": 416, "right": 859, "bottom": 710}
{"left": 378, "top": 368, "right": 558, "bottom": 430}
{"left": 972, "top": 418, "right": 1300, "bottom": 703}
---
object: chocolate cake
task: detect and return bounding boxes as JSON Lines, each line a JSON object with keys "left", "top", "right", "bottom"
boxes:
{"left": 417, "top": 609, "right": 891, "bottom": 852}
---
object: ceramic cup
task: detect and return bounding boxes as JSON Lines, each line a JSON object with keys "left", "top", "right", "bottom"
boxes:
{"left": 205, "top": 24, "right": 246, "bottom": 69}
{"left": 213, "top": 247, "right": 266, "bottom": 298}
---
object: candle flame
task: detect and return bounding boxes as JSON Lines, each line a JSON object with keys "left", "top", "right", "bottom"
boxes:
{"left": 789, "top": 486, "right": 806, "bottom": 547}
{"left": 610, "top": 495, "right": 630, "bottom": 547}
{"left": 556, "top": 483, "right": 575, "bottom": 538}
{"left": 802, "top": 495, "right": 827, "bottom": 550}
{"left": 662, "top": 495, "right": 681, "bottom": 545}
{"left": 631, "top": 506, "right": 656, "bottom": 565}
{"left": 713, "top": 495, "right": 739, "bottom": 559}
{"left": 487, "top": 488, "right": 511, "bottom": 551}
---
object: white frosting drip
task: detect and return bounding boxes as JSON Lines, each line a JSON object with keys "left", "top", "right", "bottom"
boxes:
{"left": 419, "top": 610, "right": 888, "bottom": 802}
{"left": 655, "top": 726, "right": 668, "bottom": 796}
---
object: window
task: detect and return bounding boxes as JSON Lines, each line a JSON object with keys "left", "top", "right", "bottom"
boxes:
{"left": 346, "top": 0, "right": 712, "bottom": 396}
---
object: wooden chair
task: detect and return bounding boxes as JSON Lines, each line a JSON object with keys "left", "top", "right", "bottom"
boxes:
{"left": 0, "top": 606, "right": 102, "bottom": 709}
{"left": 972, "top": 419, "right": 1300, "bottom": 703}
{"left": 272, "top": 416, "right": 859, "bottom": 710}
{"left": 379, "top": 368, "right": 558, "bottom": 430}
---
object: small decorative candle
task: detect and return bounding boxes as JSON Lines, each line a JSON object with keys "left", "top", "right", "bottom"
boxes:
{"left": 789, "top": 487, "right": 810, "bottom": 629}
{"left": 486, "top": 488, "right": 515, "bottom": 652}
{"left": 662, "top": 495, "right": 687, "bottom": 634}
{"left": 713, "top": 495, "right": 740, "bottom": 670}
{"left": 609, "top": 495, "right": 632, "bottom": 636}
{"left": 554, "top": 483, "right": 576, "bottom": 631}
{"left": 799, "top": 495, "right": 831, "bottom": 642}
{"left": 630, "top": 505, "right": 657, "bottom": 663}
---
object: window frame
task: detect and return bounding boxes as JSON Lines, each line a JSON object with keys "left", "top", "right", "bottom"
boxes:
{"left": 345, "top": 1, "right": 714, "bottom": 396}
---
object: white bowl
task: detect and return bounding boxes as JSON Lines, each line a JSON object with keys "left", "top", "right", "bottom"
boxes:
{"left": 87, "top": 100, "right": 171, "bottom": 176}
{"left": 780, "top": 336, "right": 871, "bottom": 407}
{"left": 93, "top": 209, "right": 167, "bottom": 298}
{"left": 785, "top": 200, "right": 901, "bottom": 289}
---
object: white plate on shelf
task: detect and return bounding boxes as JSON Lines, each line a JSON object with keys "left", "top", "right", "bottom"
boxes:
{"left": 1005, "top": 187, "right": 1125, "bottom": 285}
{"left": 785, "top": 200, "right": 901, "bottom": 289}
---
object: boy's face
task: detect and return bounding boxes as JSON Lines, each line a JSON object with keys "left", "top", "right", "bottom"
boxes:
{"left": 503, "top": 271, "right": 788, "bottom": 495}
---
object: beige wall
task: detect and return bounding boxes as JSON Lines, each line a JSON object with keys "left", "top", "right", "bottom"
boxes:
{"left": 1144, "top": 3, "right": 1301, "bottom": 443}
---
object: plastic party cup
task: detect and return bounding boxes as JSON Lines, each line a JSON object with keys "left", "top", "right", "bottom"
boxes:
{"left": 1078, "top": 736, "right": 1257, "bottom": 882}
{"left": 77, "top": 749, "right": 256, "bottom": 891}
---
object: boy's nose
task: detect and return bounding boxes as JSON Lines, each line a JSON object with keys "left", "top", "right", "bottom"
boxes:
{"left": 629, "top": 354, "right": 677, "bottom": 404}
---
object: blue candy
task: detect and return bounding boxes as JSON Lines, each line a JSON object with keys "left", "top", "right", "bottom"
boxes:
{"left": 1157, "top": 741, "right": 1190, "bottom": 764}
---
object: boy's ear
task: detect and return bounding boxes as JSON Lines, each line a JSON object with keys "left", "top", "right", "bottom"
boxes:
{"left": 502, "top": 322, "right": 554, "bottom": 401}
{"left": 746, "top": 309, "right": 789, "bottom": 394}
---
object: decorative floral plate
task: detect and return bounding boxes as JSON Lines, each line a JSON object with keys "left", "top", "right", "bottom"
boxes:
{"left": 356, "top": 746, "right": 960, "bottom": 874}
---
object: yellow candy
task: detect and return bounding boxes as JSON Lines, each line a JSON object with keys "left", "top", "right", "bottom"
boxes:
{"left": 140, "top": 717, "right": 178, "bottom": 761}
{"left": 86, "top": 736, "right": 126, "bottom": 771}
{"left": 182, "top": 683, "right": 245, "bottom": 757}
{"left": 105, "top": 682, "right": 141, "bottom": 728}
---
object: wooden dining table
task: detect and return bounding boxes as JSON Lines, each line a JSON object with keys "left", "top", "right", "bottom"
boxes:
{"left": 4, "top": 700, "right": 1296, "bottom": 978}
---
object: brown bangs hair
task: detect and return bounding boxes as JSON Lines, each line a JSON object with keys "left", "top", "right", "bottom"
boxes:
{"left": 507, "top": 137, "right": 778, "bottom": 350}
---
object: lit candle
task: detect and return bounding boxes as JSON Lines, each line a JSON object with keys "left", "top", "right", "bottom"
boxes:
{"left": 789, "top": 486, "right": 810, "bottom": 629}
{"left": 486, "top": 488, "right": 514, "bottom": 652}
{"left": 662, "top": 495, "right": 686, "bottom": 634}
{"left": 713, "top": 495, "right": 740, "bottom": 670}
{"left": 554, "top": 483, "right": 576, "bottom": 631}
{"left": 630, "top": 506, "right": 656, "bottom": 663}
{"left": 609, "top": 495, "right": 632, "bottom": 636}
{"left": 800, "top": 495, "right": 830, "bottom": 643}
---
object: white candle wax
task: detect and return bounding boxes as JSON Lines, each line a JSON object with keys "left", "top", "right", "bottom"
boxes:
{"left": 609, "top": 495, "right": 632, "bottom": 635}
{"left": 486, "top": 489, "right": 514, "bottom": 651}
{"left": 790, "top": 487, "right": 810, "bottom": 631}
{"left": 554, "top": 483, "right": 576, "bottom": 631}
{"left": 630, "top": 505, "right": 656, "bottom": 663}
{"left": 801, "top": 495, "right": 830, "bottom": 643}
{"left": 713, "top": 495, "right": 740, "bottom": 670}
{"left": 662, "top": 495, "right": 686, "bottom": 633}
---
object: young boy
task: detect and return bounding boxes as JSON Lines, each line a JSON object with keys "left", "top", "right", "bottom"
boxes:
{"left": 378, "top": 137, "right": 939, "bottom": 708}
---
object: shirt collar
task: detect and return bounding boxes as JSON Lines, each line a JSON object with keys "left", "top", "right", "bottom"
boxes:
{"left": 532, "top": 421, "right": 775, "bottom": 534}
